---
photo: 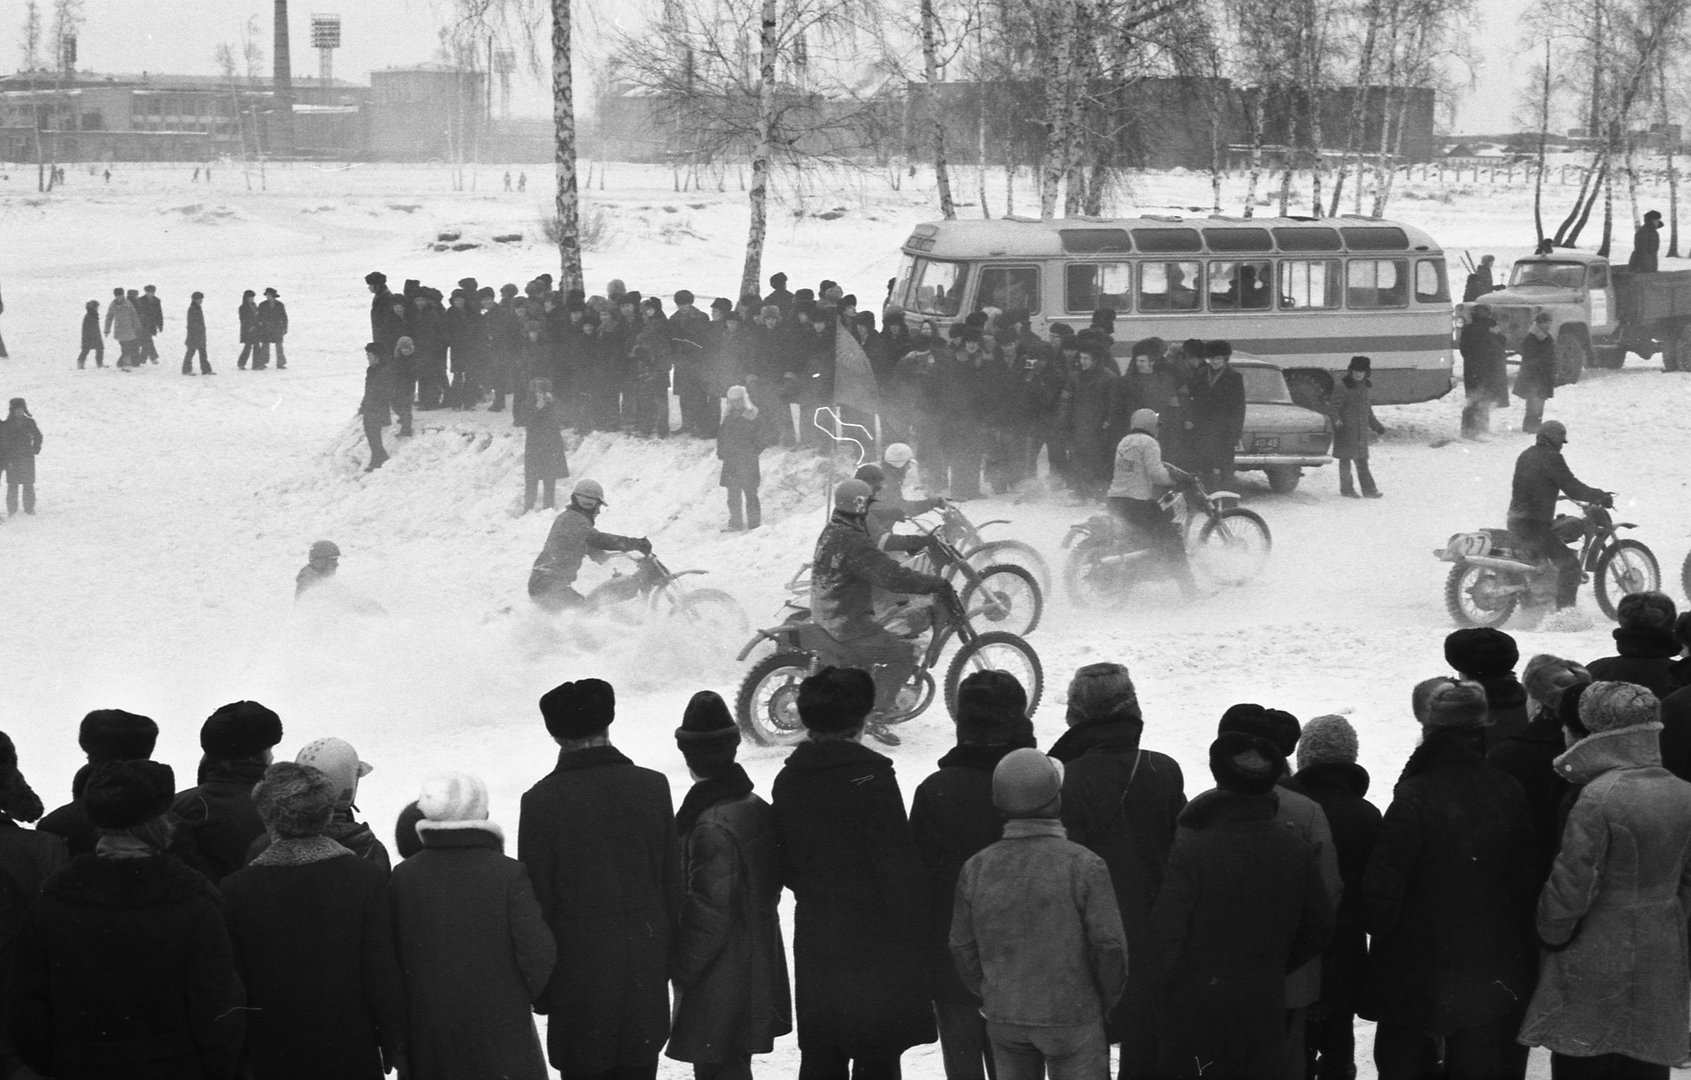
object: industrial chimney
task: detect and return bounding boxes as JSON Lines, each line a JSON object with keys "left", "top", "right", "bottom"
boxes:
{"left": 272, "top": 0, "right": 297, "bottom": 154}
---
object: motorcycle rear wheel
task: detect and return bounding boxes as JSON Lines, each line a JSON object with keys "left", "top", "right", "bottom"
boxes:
{"left": 735, "top": 653, "right": 813, "bottom": 747}
{"left": 1193, "top": 508, "right": 1273, "bottom": 586}
{"left": 943, "top": 631, "right": 1044, "bottom": 720}
{"left": 961, "top": 540, "right": 1053, "bottom": 595}
{"left": 1444, "top": 563, "right": 1519, "bottom": 628}
{"left": 1062, "top": 538, "right": 1133, "bottom": 608}
{"left": 959, "top": 563, "right": 1043, "bottom": 637}
{"left": 656, "top": 587, "right": 750, "bottom": 640}
{"left": 1594, "top": 539, "right": 1661, "bottom": 620}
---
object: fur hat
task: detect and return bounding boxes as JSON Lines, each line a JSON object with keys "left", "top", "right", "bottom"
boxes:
{"left": 992, "top": 748, "right": 1064, "bottom": 817}
{"left": 760, "top": 304, "right": 782, "bottom": 321}
{"left": 1521, "top": 655, "right": 1591, "bottom": 713}
{"left": 200, "top": 701, "right": 283, "bottom": 760}
{"left": 955, "top": 670, "right": 1032, "bottom": 746}
{"left": 797, "top": 666, "right": 876, "bottom": 733}
{"left": 253, "top": 762, "right": 336, "bottom": 839}
{"left": 675, "top": 691, "right": 740, "bottom": 771}
{"left": 0, "top": 731, "right": 43, "bottom": 823}
{"left": 1413, "top": 677, "right": 1491, "bottom": 728}
{"left": 1218, "top": 704, "right": 1301, "bottom": 758}
{"left": 711, "top": 296, "right": 734, "bottom": 313}
{"left": 415, "top": 773, "right": 498, "bottom": 842}
{"left": 294, "top": 737, "right": 372, "bottom": 810}
{"left": 1210, "top": 732, "right": 1284, "bottom": 796}
{"left": 674, "top": 289, "right": 696, "bottom": 306}
{"left": 1296, "top": 715, "right": 1358, "bottom": 771}
{"left": 1578, "top": 681, "right": 1661, "bottom": 733}
{"left": 79, "top": 709, "right": 159, "bottom": 763}
{"left": 83, "top": 760, "right": 176, "bottom": 830}
{"left": 540, "top": 679, "right": 616, "bottom": 740}
{"left": 365, "top": 271, "right": 387, "bottom": 286}
{"left": 1065, "top": 663, "right": 1141, "bottom": 726}
{"left": 1444, "top": 627, "right": 1519, "bottom": 678}
{"left": 1348, "top": 355, "right": 1371, "bottom": 372}
{"left": 1616, "top": 591, "right": 1677, "bottom": 633}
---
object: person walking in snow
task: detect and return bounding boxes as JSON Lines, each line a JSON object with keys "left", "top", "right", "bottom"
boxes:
{"left": 717, "top": 385, "right": 763, "bottom": 531}
{"left": 257, "top": 287, "right": 288, "bottom": 370}
{"left": 76, "top": 299, "right": 103, "bottom": 368}
{"left": 183, "top": 290, "right": 212, "bottom": 375}
{"left": 237, "top": 289, "right": 261, "bottom": 369}
{"left": 1, "top": 397, "right": 44, "bottom": 517}
{"left": 1328, "top": 356, "right": 1384, "bottom": 498}
{"left": 103, "top": 286, "right": 141, "bottom": 369}
{"left": 136, "top": 284, "right": 163, "bottom": 364}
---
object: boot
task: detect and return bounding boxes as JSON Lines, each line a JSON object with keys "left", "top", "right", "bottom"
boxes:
{"left": 864, "top": 719, "right": 901, "bottom": 746}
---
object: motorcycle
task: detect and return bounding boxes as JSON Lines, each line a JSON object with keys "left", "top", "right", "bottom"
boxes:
{"left": 1437, "top": 496, "right": 1660, "bottom": 627}
{"left": 733, "top": 558, "right": 1045, "bottom": 747}
{"left": 921, "top": 499, "right": 1053, "bottom": 595}
{"left": 584, "top": 552, "right": 749, "bottom": 639}
{"left": 1061, "top": 474, "right": 1272, "bottom": 606}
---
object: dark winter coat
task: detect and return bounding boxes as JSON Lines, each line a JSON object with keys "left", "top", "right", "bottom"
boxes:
{"left": 1515, "top": 330, "right": 1557, "bottom": 400}
{"left": 0, "top": 414, "right": 43, "bottom": 486}
{"left": 1186, "top": 363, "right": 1247, "bottom": 471}
{"left": 1660, "top": 684, "right": 1691, "bottom": 783}
{"left": 80, "top": 309, "right": 101, "bottom": 349}
{"left": 360, "top": 360, "right": 396, "bottom": 423}
{"left": 1327, "top": 375, "right": 1382, "bottom": 459}
{"left": 949, "top": 818, "right": 1129, "bottom": 1027}
{"left": 518, "top": 745, "right": 683, "bottom": 1075}
{"left": 0, "top": 816, "right": 68, "bottom": 1027}
{"left": 1487, "top": 707, "right": 1575, "bottom": 885}
{"left": 1460, "top": 317, "right": 1508, "bottom": 396}
{"left": 1587, "top": 627, "right": 1683, "bottom": 699}
{"left": 1059, "top": 362, "right": 1118, "bottom": 457}
{"left": 389, "top": 824, "right": 555, "bottom": 1080}
{"left": 1630, "top": 221, "right": 1662, "bottom": 272}
{"left": 530, "top": 503, "right": 643, "bottom": 586}
{"left": 136, "top": 293, "right": 164, "bottom": 336}
{"left": 10, "top": 854, "right": 246, "bottom": 1080}
{"left": 1049, "top": 717, "right": 1185, "bottom": 1054}
{"left": 370, "top": 288, "right": 394, "bottom": 338}
{"left": 772, "top": 739, "right": 937, "bottom": 1056}
{"left": 237, "top": 299, "right": 259, "bottom": 345}
{"left": 1473, "top": 673, "right": 1532, "bottom": 751}
{"left": 910, "top": 743, "right": 1028, "bottom": 1006}
{"left": 1518, "top": 723, "right": 1691, "bottom": 1064}
{"left": 522, "top": 399, "right": 570, "bottom": 482}
{"left": 810, "top": 509, "right": 945, "bottom": 642}
{"left": 256, "top": 298, "right": 287, "bottom": 342}
{"left": 1147, "top": 790, "right": 1335, "bottom": 1080}
{"left": 1359, "top": 728, "right": 1539, "bottom": 1033}
{"left": 446, "top": 305, "right": 481, "bottom": 374}
{"left": 717, "top": 410, "right": 763, "bottom": 489}
{"left": 171, "top": 758, "right": 269, "bottom": 884}
{"left": 39, "top": 763, "right": 109, "bottom": 857}
{"left": 1508, "top": 440, "right": 1607, "bottom": 525}
{"left": 1292, "top": 762, "right": 1382, "bottom": 1014}
{"left": 185, "top": 301, "right": 206, "bottom": 347}
{"left": 410, "top": 302, "right": 446, "bottom": 365}
{"left": 668, "top": 774, "right": 793, "bottom": 1064}
{"left": 220, "top": 841, "right": 406, "bottom": 1080}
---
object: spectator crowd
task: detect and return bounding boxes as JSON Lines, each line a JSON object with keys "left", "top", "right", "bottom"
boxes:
{"left": 5, "top": 591, "right": 1691, "bottom": 1080}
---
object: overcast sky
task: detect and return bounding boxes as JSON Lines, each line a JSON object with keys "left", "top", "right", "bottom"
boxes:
{"left": 2, "top": 0, "right": 1530, "bottom": 132}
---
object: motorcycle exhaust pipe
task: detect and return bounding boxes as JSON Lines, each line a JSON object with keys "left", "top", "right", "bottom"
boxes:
{"left": 1454, "top": 555, "right": 1535, "bottom": 574}
{"left": 1099, "top": 550, "right": 1153, "bottom": 568}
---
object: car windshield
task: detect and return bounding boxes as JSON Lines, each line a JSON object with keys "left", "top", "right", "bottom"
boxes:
{"left": 905, "top": 258, "right": 970, "bottom": 317}
{"left": 1509, "top": 262, "right": 1587, "bottom": 289}
{"left": 1237, "top": 365, "right": 1292, "bottom": 404}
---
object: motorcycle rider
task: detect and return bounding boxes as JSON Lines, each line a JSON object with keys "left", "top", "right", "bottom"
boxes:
{"left": 812, "top": 478, "right": 956, "bottom": 746}
{"left": 1507, "top": 420, "right": 1611, "bottom": 610}
{"left": 528, "top": 479, "right": 652, "bottom": 611}
{"left": 1107, "top": 408, "right": 1203, "bottom": 599}
{"left": 856, "top": 463, "right": 944, "bottom": 554}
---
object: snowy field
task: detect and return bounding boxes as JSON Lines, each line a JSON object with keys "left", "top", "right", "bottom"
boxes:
{"left": 3, "top": 158, "right": 1690, "bottom": 1077}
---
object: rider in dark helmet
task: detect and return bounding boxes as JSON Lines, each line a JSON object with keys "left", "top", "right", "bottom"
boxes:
{"left": 855, "top": 462, "right": 947, "bottom": 557}
{"left": 527, "top": 479, "right": 652, "bottom": 611}
{"left": 812, "top": 478, "right": 955, "bottom": 746}
{"left": 1506, "top": 420, "right": 1611, "bottom": 610}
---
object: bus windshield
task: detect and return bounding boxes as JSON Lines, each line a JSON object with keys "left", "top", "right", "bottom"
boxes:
{"left": 904, "top": 257, "right": 971, "bottom": 317}
{"left": 1509, "top": 262, "right": 1587, "bottom": 289}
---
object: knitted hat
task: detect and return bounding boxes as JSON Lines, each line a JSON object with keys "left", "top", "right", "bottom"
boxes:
{"left": 1065, "top": 663, "right": 1142, "bottom": 726}
{"left": 540, "top": 679, "right": 616, "bottom": 740}
{"left": 1209, "top": 732, "right": 1284, "bottom": 796}
{"left": 1578, "top": 681, "right": 1661, "bottom": 733}
{"left": 797, "top": 666, "right": 876, "bottom": 733}
{"left": 253, "top": 762, "right": 336, "bottom": 839}
{"left": 1218, "top": 703, "right": 1301, "bottom": 758}
{"left": 1521, "top": 655, "right": 1591, "bottom": 713}
{"left": 675, "top": 691, "right": 740, "bottom": 771}
{"left": 294, "top": 737, "right": 372, "bottom": 810}
{"left": 393, "top": 800, "right": 426, "bottom": 860}
{"left": 83, "top": 760, "right": 176, "bottom": 830}
{"left": 1616, "top": 591, "right": 1677, "bottom": 633}
{"left": 415, "top": 773, "right": 495, "bottom": 841}
{"left": 992, "top": 748, "right": 1064, "bottom": 818}
{"left": 1444, "top": 628, "right": 1519, "bottom": 678}
{"left": 200, "top": 701, "right": 283, "bottom": 760}
{"left": 1413, "top": 677, "right": 1491, "bottom": 728}
{"left": 955, "top": 670, "right": 1032, "bottom": 746}
{"left": 0, "top": 731, "right": 43, "bottom": 823}
{"left": 79, "top": 709, "right": 159, "bottom": 763}
{"left": 1296, "top": 715, "right": 1358, "bottom": 771}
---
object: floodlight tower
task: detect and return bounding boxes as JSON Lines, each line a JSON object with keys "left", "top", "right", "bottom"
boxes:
{"left": 311, "top": 14, "right": 341, "bottom": 85}
{"left": 493, "top": 48, "right": 515, "bottom": 119}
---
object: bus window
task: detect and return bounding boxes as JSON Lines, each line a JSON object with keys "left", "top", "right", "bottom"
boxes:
{"left": 1065, "top": 263, "right": 1132, "bottom": 312}
{"left": 1346, "top": 259, "right": 1409, "bottom": 309}
{"left": 1139, "top": 261, "right": 1203, "bottom": 312}
{"left": 1279, "top": 260, "right": 1341, "bottom": 309}
{"left": 977, "top": 266, "right": 1041, "bottom": 314}
{"left": 908, "top": 258, "right": 970, "bottom": 318}
{"left": 1415, "top": 259, "right": 1449, "bottom": 303}
{"left": 1208, "top": 260, "right": 1273, "bottom": 311}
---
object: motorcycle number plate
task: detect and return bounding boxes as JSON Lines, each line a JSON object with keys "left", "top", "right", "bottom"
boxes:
{"left": 1447, "top": 532, "right": 1492, "bottom": 558}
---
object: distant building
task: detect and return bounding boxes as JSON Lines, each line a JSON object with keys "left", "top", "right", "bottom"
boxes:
{"left": 366, "top": 65, "right": 485, "bottom": 161}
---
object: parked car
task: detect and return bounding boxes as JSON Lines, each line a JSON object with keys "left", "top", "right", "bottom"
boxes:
{"left": 1231, "top": 357, "right": 1335, "bottom": 493}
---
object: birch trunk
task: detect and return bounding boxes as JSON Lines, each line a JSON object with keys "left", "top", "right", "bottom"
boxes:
{"left": 1372, "top": 76, "right": 1412, "bottom": 217}
{"left": 1209, "top": 71, "right": 1224, "bottom": 212}
{"left": 1598, "top": 136, "right": 1616, "bottom": 258}
{"left": 1038, "top": 1, "right": 1072, "bottom": 217}
{"left": 741, "top": 0, "right": 778, "bottom": 297}
{"left": 920, "top": 0, "right": 956, "bottom": 219}
{"left": 1329, "top": 0, "right": 1381, "bottom": 216}
{"left": 552, "top": 0, "right": 585, "bottom": 292}
{"left": 1664, "top": 59, "right": 1681, "bottom": 256}
{"left": 1533, "top": 41, "right": 1549, "bottom": 246}
{"left": 1242, "top": 89, "right": 1266, "bottom": 217}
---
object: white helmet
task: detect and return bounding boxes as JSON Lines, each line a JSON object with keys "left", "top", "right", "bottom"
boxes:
{"left": 295, "top": 737, "right": 372, "bottom": 809}
{"left": 883, "top": 443, "right": 914, "bottom": 468}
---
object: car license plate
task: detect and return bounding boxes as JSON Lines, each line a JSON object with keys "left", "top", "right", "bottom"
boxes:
{"left": 1252, "top": 436, "right": 1279, "bottom": 451}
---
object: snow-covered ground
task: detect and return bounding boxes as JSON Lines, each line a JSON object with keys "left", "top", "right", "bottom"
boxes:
{"left": 3, "top": 159, "right": 1689, "bottom": 1077}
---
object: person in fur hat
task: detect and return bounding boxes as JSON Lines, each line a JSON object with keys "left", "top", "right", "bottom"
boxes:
{"left": 1445, "top": 627, "right": 1530, "bottom": 749}
{"left": 246, "top": 737, "right": 389, "bottom": 873}
{"left": 1328, "top": 356, "right": 1385, "bottom": 498}
{"left": 1519, "top": 682, "right": 1691, "bottom": 1078}
{"left": 1586, "top": 591, "right": 1681, "bottom": 699}
{"left": 366, "top": 270, "right": 394, "bottom": 338}
{"left": 172, "top": 700, "right": 283, "bottom": 883}
{"left": 39, "top": 708, "right": 160, "bottom": 856}
{"left": 717, "top": 384, "right": 764, "bottom": 531}
{"left": 220, "top": 762, "right": 406, "bottom": 1080}
{"left": 0, "top": 397, "right": 43, "bottom": 516}
{"left": 667, "top": 691, "right": 792, "bottom": 1079}
{"left": 391, "top": 773, "right": 555, "bottom": 1080}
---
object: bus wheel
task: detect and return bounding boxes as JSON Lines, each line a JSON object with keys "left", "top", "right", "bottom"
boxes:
{"left": 1285, "top": 371, "right": 1331, "bottom": 410}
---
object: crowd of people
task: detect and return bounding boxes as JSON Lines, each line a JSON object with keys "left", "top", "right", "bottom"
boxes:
{"left": 5, "top": 595, "right": 1691, "bottom": 1080}
{"left": 351, "top": 268, "right": 1266, "bottom": 508}
{"left": 78, "top": 285, "right": 287, "bottom": 374}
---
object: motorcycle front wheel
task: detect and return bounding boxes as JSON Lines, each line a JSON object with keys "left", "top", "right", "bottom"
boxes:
{"left": 656, "top": 586, "right": 750, "bottom": 641}
{"left": 943, "top": 631, "right": 1044, "bottom": 719}
{"left": 961, "top": 540, "right": 1053, "bottom": 595}
{"left": 1594, "top": 539, "right": 1661, "bottom": 620}
{"left": 1192, "top": 509, "right": 1273, "bottom": 586}
{"left": 735, "top": 652, "right": 814, "bottom": 747}
{"left": 1444, "top": 563, "right": 1519, "bottom": 628}
{"left": 958, "top": 564, "right": 1043, "bottom": 637}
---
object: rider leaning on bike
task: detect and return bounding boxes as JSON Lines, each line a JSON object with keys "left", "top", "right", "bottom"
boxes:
{"left": 1506, "top": 420, "right": 1610, "bottom": 610}
{"left": 812, "top": 478, "right": 957, "bottom": 745}
{"left": 1106, "top": 408, "right": 1203, "bottom": 599}
{"left": 528, "top": 479, "right": 653, "bottom": 611}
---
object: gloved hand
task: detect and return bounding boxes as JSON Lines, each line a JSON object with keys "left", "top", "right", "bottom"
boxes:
{"left": 1600, "top": 491, "right": 1616, "bottom": 509}
{"left": 635, "top": 537, "right": 653, "bottom": 555}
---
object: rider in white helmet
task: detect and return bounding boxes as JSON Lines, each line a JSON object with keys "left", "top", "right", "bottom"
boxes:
{"left": 528, "top": 479, "right": 652, "bottom": 611}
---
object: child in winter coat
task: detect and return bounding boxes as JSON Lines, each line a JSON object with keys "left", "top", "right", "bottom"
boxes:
{"left": 77, "top": 300, "right": 103, "bottom": 368}
{"left": 0, "top": 398, "right": 43, "bottom": 516}
{"left": 1328, "top": 355, "right": 1385, "bottom": 498}
{"left": 360, "top": 343, "right": 395, "bottom": 472}
{"left": 716, "top": 385, "right": 763, "bottom": 530}
{"left": 522, "top": 379, "right": 569, "bottom": 512}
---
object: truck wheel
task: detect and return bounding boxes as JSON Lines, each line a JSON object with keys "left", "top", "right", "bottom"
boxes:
{"left": 1555, "top": 327, "right": 1590, "bottom": 385}
{"left": 1593, "top": 347, "right": 1626, "bottom": 370}
{"left": 1669, "top": 323, "right": 1691, "bottom": 371}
